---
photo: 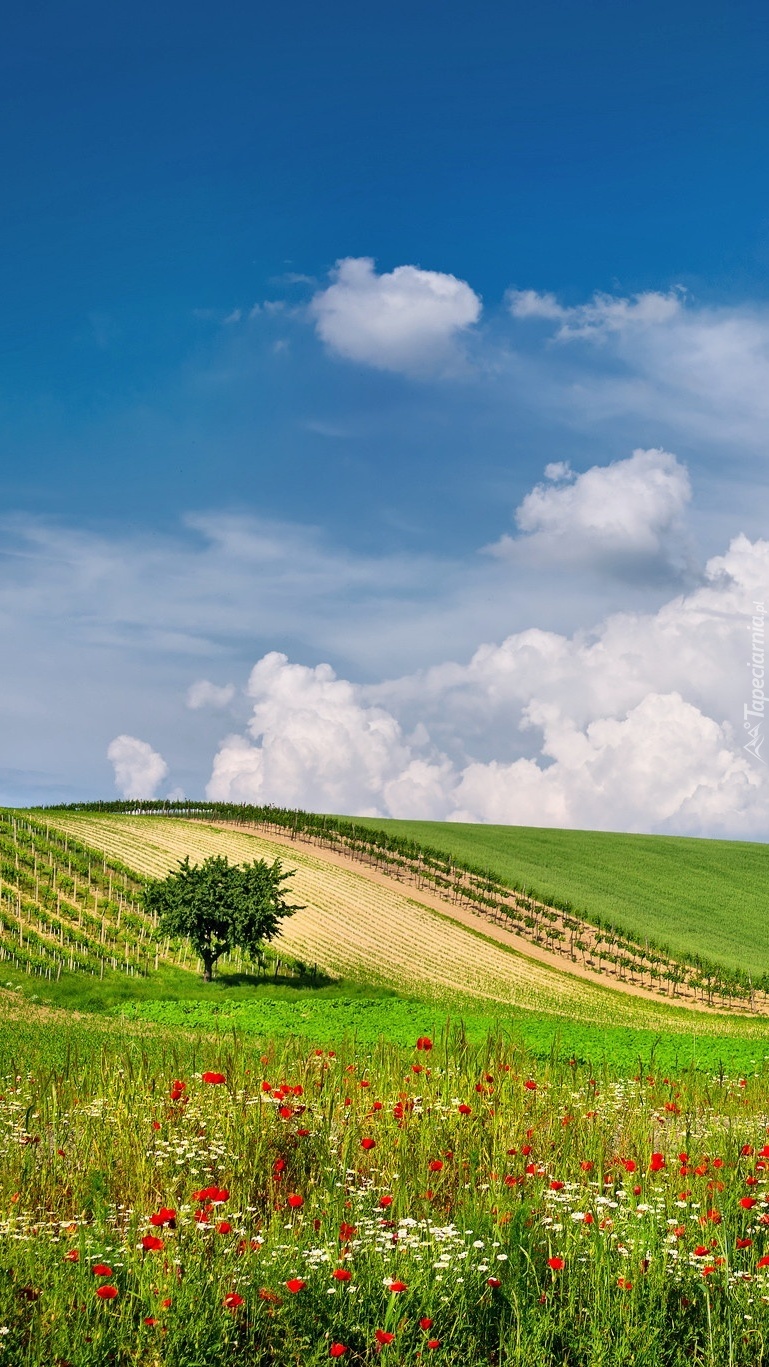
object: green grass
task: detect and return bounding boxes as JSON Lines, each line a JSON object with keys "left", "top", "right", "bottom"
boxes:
{"left": 346, "top": 816, "right": 769, "bottom": 977}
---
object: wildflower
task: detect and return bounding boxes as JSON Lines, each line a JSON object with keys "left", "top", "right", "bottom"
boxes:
{"left": 548, "top": 1257, "right": 565, "bottom": 1271}
{"left": 329, "top": 1347, "right": 347, "bottom": 1359}
{"left": 339, "top": 1222, "right": 357, "bottom": 1239}
{"left": 416, "top": 1037, "right": 433, "bottom": 1051}
{"left": 286, "top": 1279, "right": 306, "bottom": 1293}
{"left": 332, "top": 1269, "right": 352, "bottom": 1282}
{"left": 193, "top": 1185, "right": 229, "bottom": 1204}
{"left": 617, "top": 1278, "right": 632, "bottom": 1290}
{"left": 216, "top": 1221, "right": 232, "bottom": 1235}
{"left": 144, "top": 1317, "right": 159, "bottom": 1325}
{"left": 649, "top": 1153, "right": 666, "bottom": 1172}
{"left": 740, "top": 1198, "right": 758, "bottom": 1209}
{"left": 96, "top": 1285, "right": 118, "bottom": 1300}
{"left": 524, "top": 1080, "right": 537, "bottom": 1090}
{"left": 223, "top": 1292, "right": 244, "bottom": 1309}
{"left": 457, "top": 1104, "right": 472, "bottom": 1116}
{"left": 141, "top": 1235, "right": 164, "bottom": 1251}
{"left": 361, "top": 1137, "right": 376, "bottom": 1151}
{"left": 201, "top": 1071, "right": 226, "bottom": 1084}
{"left": 150, "top": 1207, "right": 176, "bottom": 1227}
{"left": 169, "top": 1080, "right": 186, "bottom": 1101}
{"left": 737, "top": 1238, "right": 753, "bottom": 1249}
{"left": 758, "top": 1256, "right": 769, "bottom": 1269}
{"left": 375, "top": 1330, "right": 395, "bottom": 1345}
{"left": 487, "top": 1277, "right": 501, "bottom": 1287}
{"left": 92, "top": 1264, "right": 113, "bottom": 1277}
{"left": 287, "top": 1194, "right": 304, "bottom": 1209}
{"left": 63, "top": 1250, "right": 79, "bottom": 1262}
{"left": 379, "top": 1196, "right": 393, "bottom": 1208}
{"left": 427, "top": 1340, "right": 441, "bottom": 1350}
{"left": 388, "top": 1280, "right": 408, "bottom": 1292}
{"left": 420, "top": 1318, "right": 434, "bottom": 1330}
{"left": 428, "top": 1160, "right": 444, "bottom": 1172}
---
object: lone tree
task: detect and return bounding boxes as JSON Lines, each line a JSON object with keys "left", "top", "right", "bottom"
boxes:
{"left": 142, "top": 854, "right": 302, "bottom": 982}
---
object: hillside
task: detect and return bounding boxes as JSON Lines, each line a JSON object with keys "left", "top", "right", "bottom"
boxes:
{"left": 40, "top": 811, "right": 769, "bottom": 1039}
{"left": 347, "top": 817, "right": 769, "bottom": 977}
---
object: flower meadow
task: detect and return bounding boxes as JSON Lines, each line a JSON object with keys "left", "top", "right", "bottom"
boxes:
{"left": 5, "top": 1032, "right": 769, "bottom": 1365}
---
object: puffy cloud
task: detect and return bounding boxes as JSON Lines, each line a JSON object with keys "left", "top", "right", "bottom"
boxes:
{"left": 186, "top": 680, "right": 236, "bottom": 710}
{"left": 207, "top": 535, "right": 769, "bottom": 837}
{"left": 107, "top": 735, "right": 168, "bottom": 799}
{"left": 309, "top": 257, "right": 481, "bottom": 373}
{"left": 207, "top": 652, "right": 411, "bottom": 812}
{"left": 488, "top": 448, "right": 694, "bottom": 581}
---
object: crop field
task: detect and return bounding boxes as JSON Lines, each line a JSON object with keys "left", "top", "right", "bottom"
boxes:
{"left": 348, "top": 818, "right": 769, "bottom": 978}
{"left": 42, "top": 813, "right": 764, "bottom": 1042}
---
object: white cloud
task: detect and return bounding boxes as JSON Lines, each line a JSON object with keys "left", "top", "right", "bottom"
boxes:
{"left": 206, "top": 534, "right": 769, "bottom": 837}
{"left": 487, "top": 448, "right": 694, "bottom": 581}
{"left": 208, "top": 652, "right": 411, "bottom": 812}
{"left": 107, "top": 735, "right": 169, "bottom": 799}
{"left": 186, "top": 680, "right": 236, "bottom": 710}
{"left": 309, "top": 257, "right": 481, "bottom": 373}
{"left": 508, "top": 286, "right": 683, "bottom": 339}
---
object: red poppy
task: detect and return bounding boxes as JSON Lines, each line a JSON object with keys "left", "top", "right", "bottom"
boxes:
{"left": 420, "top": 1318, "right": 434, "bottom": 1330}
{"left": 329, "top": 1348, "right": 347, "bottom": 1359}
{"left": 141, "top": 1235, "right": 164, "bottom": 1251}
{"left": 92, "top": 1264, "right": 113, "bottom": 1277}
{"left": 216, "top": 1221, "right": 233, "bottom": 1235}
{"left": 169, "top": 1080, "right": 187, "bottom": 1101}
{"left": 287, "top": 1194, "right": 304, "bottom": 1209}
{"left": 617, "top": 1278, "right": 632, "bottom": 1290}
{"left": 548, "top": 1257, "right": 565, "bottom": 1271}
{"left": 649, "top": 1153, "right": 666, "bottom": 1172}
{"left": 737, "top": 1238, "right": 753, "bottom": 1249}
{"left": 375, "top": 1330, "right": 395, "bottom": 1345}
{"left": 161, "top": 1298, "right": 173, "bottom": 1308}
{"left": 379, "top": 1196, "right": 393, "bottom": 1208}
{"left": 202, "top": 1071, "right": 226, "bottom": 1084}
{"left": 740, "top": 1198, "right": 758, "bottom": 1209}
{"left": 144, "top": 1316, "right": 159, "bottom": 1325}
{"left": 279, "top": 1105, "right": 294, "bottom": 1119}
{"left": 286, "top": 1279, "right": 306, "bottom": 1293}
{"left": 96, "top": 1285, "right": 118, "bottom": 1300}
{"left": 487, "top": 1277, "right": 501, "bottom": 1287}
{"left": 427, "top": 1341, "right": 441, "bottom": 1350}
{"left": 457, "top": 1104, "right": 472, "bottom": 1116}
{"left": 524, "top": 1080, "right": 537, "bottom": 1090}
{"left": 428, "top": 1159, "right": 443, "bottom": 1172}
{"left": 332, "top": 1269, "right": 352, "bottom": 1281}
{"left": 150, "top": 1207, "right": 176, "bottom": 1227}
{"left": 387, "top": 1279, "right": 407, "bottom": 1293}
{"left": 758, "top": 1256, "right": 769, "bottom": 1268}
{"left": 223, "top": 1292, "right": 244, "bottom": 1309}
{"left": 339, "top": 1222, "right": 357, "bottom": 1239}
{"left": 361, "top": 1137, "right": 376, "bottom": 1151}
{"left": 63, "top": 1250, "right": 79, "bottom": 1262}
{"left": 416, "top": 1037, "right": 433, "bottom": 1051}
{"left": 193, "top": 1186, "right": 229, "bottom": 1204}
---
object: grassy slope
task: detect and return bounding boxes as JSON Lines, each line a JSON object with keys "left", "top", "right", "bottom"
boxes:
{"left": 42, "top": 813, "right": 769, "bottom": 1044}
{"left": 346, "top": 817, "right": 769, "bottom": 977}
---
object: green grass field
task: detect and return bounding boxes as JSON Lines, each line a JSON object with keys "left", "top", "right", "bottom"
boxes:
{"left": 347, "top": 816, "right": 769, "bottom": 976}
{"left": 2, "top": 806, "right": 769, "bottom": 1363}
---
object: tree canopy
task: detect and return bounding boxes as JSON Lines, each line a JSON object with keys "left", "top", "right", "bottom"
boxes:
{"left": 141, "top": 853, "right": 301, "bottom": 981}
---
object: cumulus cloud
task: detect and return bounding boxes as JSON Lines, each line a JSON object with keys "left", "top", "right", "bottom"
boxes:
{"left": 488, "top": 448, "right": 694, "bottom": 582}
{"left": 186, "top": 680, "right": 236, "bottom": 710}
{"left": 107, "top": 735, "right": 169, "bottom": 799}
{"left": 206, "top": 534, "right": 769, "bottom": 837}
{"left": 208, "top": 652, "right": 411, "bottom": 812}
{"left": 309, "top": 257, "right": 481, "bottom": 373}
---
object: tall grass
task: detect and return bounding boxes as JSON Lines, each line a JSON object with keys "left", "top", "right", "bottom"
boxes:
{"left": 4, "top": 1021, "right": 769, "bottom": 1364}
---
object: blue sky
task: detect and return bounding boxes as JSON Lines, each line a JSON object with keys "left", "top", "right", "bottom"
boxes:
{"left": 3, "top": 0, "right": 769, "bottom": 833}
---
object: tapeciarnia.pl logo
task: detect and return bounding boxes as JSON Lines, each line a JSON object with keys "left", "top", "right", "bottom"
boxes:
{"left": 744, "top": 600, "right": 766, "bottom": 763}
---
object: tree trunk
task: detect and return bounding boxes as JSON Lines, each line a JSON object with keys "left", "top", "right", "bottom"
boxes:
{"left": 202, "top": 955, "right": 214, "bottom": 982}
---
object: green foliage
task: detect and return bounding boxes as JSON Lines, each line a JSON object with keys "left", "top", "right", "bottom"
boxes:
{"left": 142, "top": 853, "right": 301, "bottom": 980}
